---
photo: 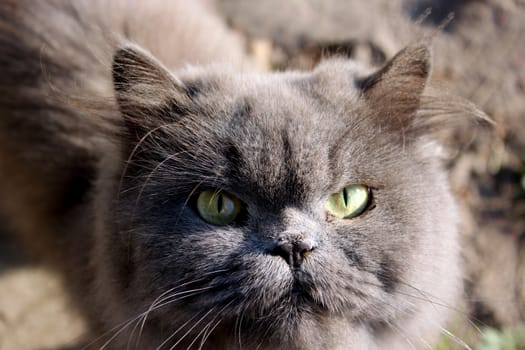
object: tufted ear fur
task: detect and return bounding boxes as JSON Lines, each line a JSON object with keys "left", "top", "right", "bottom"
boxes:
{"left": 357, "top": 44, "right": 430, "bottom": 132}
{"left": 112, "top": 44, "right": 192, "bottom": 141}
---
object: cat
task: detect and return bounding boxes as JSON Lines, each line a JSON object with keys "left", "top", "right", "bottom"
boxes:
{"left": 0, "top": 0, "right": 466, "bottom": 349}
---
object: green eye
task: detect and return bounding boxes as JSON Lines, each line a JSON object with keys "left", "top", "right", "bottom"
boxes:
{"left": 196, "top": 190, "right": 241, "bottom": 226}
{"left": 325, "top": 184, "right": 370, "bottom": 219}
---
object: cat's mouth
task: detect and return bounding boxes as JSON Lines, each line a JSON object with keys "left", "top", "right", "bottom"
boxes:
{"left": 290, "top": 269, "right": 312, "bottom": 291}
{"left": 289, "top": 269, "right": 327, "bottom": 309}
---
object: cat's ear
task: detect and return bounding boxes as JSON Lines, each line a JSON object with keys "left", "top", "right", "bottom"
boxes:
{"left": 357, "top": 44, "right": 430, "bottom": 130}
{"left": 112, "top": 44, "right": 191, "bottom": 137}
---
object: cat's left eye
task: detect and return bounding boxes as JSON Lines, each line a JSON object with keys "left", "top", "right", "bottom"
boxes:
{"left": 196, "top": 190, "right": 241, "bottom": 226}
{"left": 325, "top": 184, "right": 371, "bottom": 219}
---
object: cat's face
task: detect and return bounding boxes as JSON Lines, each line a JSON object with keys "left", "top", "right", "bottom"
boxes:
{"left": 101, "top": 45, "right": 460, "bottom": 349}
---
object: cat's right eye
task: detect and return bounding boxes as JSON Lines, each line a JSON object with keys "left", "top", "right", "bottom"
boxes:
{"left": 196, "top": 190, "right": 241, "bottom": 226}
{"left": 325, "top": 184, "right": 371, "bottom": 219}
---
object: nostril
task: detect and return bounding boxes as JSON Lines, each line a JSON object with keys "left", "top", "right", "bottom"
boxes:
{"left": 272, "top": 241, "right": 315, "bottom": 268}
{"left": 295, "top": 241, "right": 314, "bottom": 255}
{"left": 273, "top": 242, "right": 294, "bottom": 267}
{"left": 292, "top": 241, "right": 314, "bottom": 268}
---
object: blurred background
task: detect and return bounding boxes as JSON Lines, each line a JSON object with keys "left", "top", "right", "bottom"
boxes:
{"left": 1, "top": 0, "right": 524, "bottom": 349}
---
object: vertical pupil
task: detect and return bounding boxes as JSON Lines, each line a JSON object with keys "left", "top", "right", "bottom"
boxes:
{"left": 217, "top": 193, "right": 224, "bottom": 213}
{"left": 342, "top": 187, "right": 348, "bottom": 207}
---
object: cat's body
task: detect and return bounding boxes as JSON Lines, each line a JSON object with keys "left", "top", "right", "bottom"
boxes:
{"left": 0, "top": 1, "right": 462, "bottom": 349}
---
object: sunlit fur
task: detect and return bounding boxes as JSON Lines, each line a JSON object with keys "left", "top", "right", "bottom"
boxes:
{"left": 0, "top": 1, "right": 478, "bottom": 349}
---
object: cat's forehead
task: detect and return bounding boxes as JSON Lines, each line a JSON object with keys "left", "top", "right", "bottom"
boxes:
{"left": 179, "top": 60, "right": 365, "bottom": 101}
{"left": 178, "top": 64, "right": 394, "bottom": 148}
{"left": 212, "top": 72, "right": 362, "bottom": 157}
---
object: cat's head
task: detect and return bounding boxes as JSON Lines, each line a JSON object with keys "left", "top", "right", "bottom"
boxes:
{"left": 99, "top": 44, "right": 461, "bottom": 348}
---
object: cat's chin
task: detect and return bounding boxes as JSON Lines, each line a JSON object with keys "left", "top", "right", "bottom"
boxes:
{"left": 128, "top": 303, "right": 375, "bottom": 350}
{"left": 143, "top": 287, "right": 356, "bottom": 350}
{"left": 205, "top": 292, "right": 367, "bottom": 349}
{"left": 196, "top": 314, "right": 372, "bottom": 350}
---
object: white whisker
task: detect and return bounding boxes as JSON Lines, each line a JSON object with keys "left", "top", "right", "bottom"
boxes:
{"left": 198, "top": 319, "right": 222, "bottom": 350}
{"left": 186, "top": 301, "right": 232, "bottom": 350}
{"left": 92, "top": 287, "right": 211, "bottom": 350}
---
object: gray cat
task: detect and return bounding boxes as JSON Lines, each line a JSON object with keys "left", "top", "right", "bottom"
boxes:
{"left": 0, "top": 0, "right": 465, "bottom": 349}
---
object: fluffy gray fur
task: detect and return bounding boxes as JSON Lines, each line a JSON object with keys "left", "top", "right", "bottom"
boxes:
{"left": 0, "top": 0, "right": 464, "bottom": 349}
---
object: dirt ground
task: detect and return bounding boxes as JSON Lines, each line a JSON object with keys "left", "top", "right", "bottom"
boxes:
{"left": 1, "top": 0, "right": 525, "bottom": 349}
